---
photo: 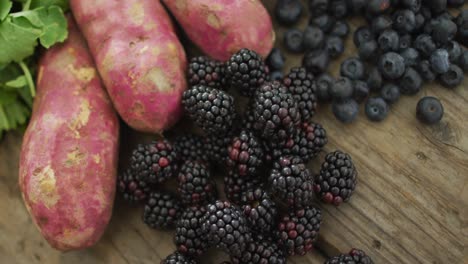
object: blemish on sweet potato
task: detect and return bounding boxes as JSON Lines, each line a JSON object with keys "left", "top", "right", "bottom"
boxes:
{"left": 29, "top": 165, "right": 59, "bottom": 208}
{"left": 37, "top": 67, "right": 44, "bottom": 85}
{"left": 92, "top": 155, "right": 101, "bottom": 164}
{"left": 175, "top": 0, "right": 187, "bottom": 11}
{"left": 67, "top": 65, "right": 96, "bottom": 83}
{"left": 207, "top": 13, "right": 221, "bottom": 29}
{"left": 144, "top": 68, "right": 171, "bottom": 92}
{"left": 129, "top": 2, "right": 145, "bottom": 25}
{"left": 65, "top": 148, "right": 87, "bottom": 167}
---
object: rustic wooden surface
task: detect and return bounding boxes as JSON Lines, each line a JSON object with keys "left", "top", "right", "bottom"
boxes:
{"left": 1, "top": 1, "right": 467, "bottom": 263}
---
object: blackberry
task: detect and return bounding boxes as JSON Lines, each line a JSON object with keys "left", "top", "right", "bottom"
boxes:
{"left": 188, "top": 56, "right": 225, "bottom": 89}
{"left": 283, "top": 67, "right": 318, "bottom": 121}
{"left": 162, "top": 252, "right": 197, "bottom": 264}
{"left": 224, "top": 171, "right": 263, "bottom": 204}
{"left": 143, "top": 192, "right": 181, "bottom": 229}
{"left": 416, "top": 96, "right": 444, "bottom": 124}
{"left": 314, "top": 150, "right": 357, "bottom": 206}
{"left": 284, "top": 29, "right": 305, "bottom": 53}
{"left": 240, "top": 188, "right": 278, "bottom": 234}
{"left": 231, "top": 236, "right": 286, "bottom": 264}
{"left": 118, "top": 169, "right": 152, "bottom": 203}
{"left": 130, "top": 140, "right": 178, "bottom": 184}
{"left": 269, "top": 156, "right": 314, "bottom": 207}
{"left": 175, "top": 206, "right": 209, "bottom": 256}
{"left": 332, "top": 99, "right": 359, "bottom": 124}
{"left": 276, "top": 206, "right": 322, "bottom": 256}
{"left": 178, "top": 161, "right": 217, "bottom": 206}
{"left": 251, "top": 82, "right": 301, "bottom": 142}
{"left": 202, "top": 201, "right": 252, "bottom": 257}
{"left": 266, "top": 121, "right": 327, "bottom": 163}
{"left": 182, "top": 85, "right": 236, "bottom": 134}
{"left": 325, "top": 249, "right": 374, "bottom": 264}
{"left": 205, "top": 131, "right": 236, "bottom": 165}
{"left": 174, "top": 134, "right": 209, "bottom": 163}
{"left": 227, "top": 130, "right": 264, "bottom": 177}
{"left": 225, "top": 49, "right": 267, "bottom": 96}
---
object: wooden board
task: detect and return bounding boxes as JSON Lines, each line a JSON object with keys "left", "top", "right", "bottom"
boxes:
{"left": 1, "top": 1, "right": 467, "bottom": 263}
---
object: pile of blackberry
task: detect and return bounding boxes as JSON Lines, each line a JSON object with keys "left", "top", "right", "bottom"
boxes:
{"left": 117, "top": 48, "right": 372, "bottom": 263}
{"left": 272, "top": 0, "right": 467, "bottom": 124}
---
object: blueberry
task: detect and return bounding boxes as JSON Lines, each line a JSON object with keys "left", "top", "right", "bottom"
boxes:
{"left": 270, "top": 71, "right": 284, "bottom": 81}
{"left": 340, "top": 57, "right": 365, "bottom": 80}
{"left": 367, "top": 0, "right": 391, "bottom": 15}
{"left": 303, "top": 49, "right": 330, "bottom": 74}
{"left": 458, "top": 50, "right": 468, "bottom": 72}
{"left": 439, "top": 64, "right": 464, "bottom": 88}
{"left": 316, "top": 73, "right": 334, "bottom": 102}
{"left": 365, "top": 97, "right": 389, "bottom": 122}
{"left": 456, "top": 10, "right": 468, "bottom": 45}
{"left": 420, "top": 6, "right": 432, "bottom": 21}
{"left": 371, "top": 15, "right": 393, "bottom": 34}
{"left": 400, "top": 67, "right": 422, "bottom": 95}
{"left": 430, "top": 49, "right": 450, "bottom": 74}
{"left": 380, "top": 83, "right": 401, "bottom": 104}
{"left": 378, "top": 29, "right": 400, "bottom": 52}
{"left": 367, "top": 67, "right": 384, "bottom": 92}
{"left": 330, "top": 20, "right": 350, "bottom": 38}
{"left": 393, "top": 9, "right": 416, "bottom": 33}
{"left": 432, "top": 18, "right": 458, "bottom": 45}
{"left": 354, "top": 26, "right": 375, "bottom": 47}
{"left": 400, "top": 48, "right": 420, "bottom": 67}
{"left": 427, "top": 0, "right": 447, "bottom": 14}
{"left": 326, "top": 36, "right": 345, "bottom": 59}
{"left": 379, "top": 52, "right": 406, "bottom": 80}
{"left": 275, "top": 0, "right": 304, "bottom": 26}
{"left": 303, "top": 26, "right": 325, "bottom": 50}
{"left": 266, "top": 48, "right": 285, "bottom": 71}
{"left": 284, "top": 29, "right": 304, "bottom": 53}
{"left": 332, "top": 99, "right": 359, "bottom": 123}
{"left": 353, "top": 80, "right": 370, "bottom": 103}
{"left": 310, "top": 14, "right": 336, "bottom": 33}
{"left": 330, "top": 0, "right": 348, "bottom": 18}
{"left": 447, "top": 0, "right": 465, "bottom": 7}
{"left": 444, "top": 41, "right": 462, "bottom": 63}
{"left": 358, "top": 40, "right": 379, "bottom": 61}
{"left": 330, "top": 77, "right": 354, "bottom": 100}
{"left": 416, "top": 60, "right": 436, "bottom": 82}
{"left": 398, "top": 35, "right": 413, "bottom": 50}
{"left": 309, "top": 0, "right": 329, "bottom": 17}
{"left": 416, "top": 97, "right": 444, "bottom": 124}
{"left": 413, "top": 34, "right": 436, "bottom": 57}
{"left": 414, "top": 13, "right": 426, "bottom": 31}
{"left": 401, "top": 0, "right": 421, "bottom": 12}
{"left": 347, "top": 0, "right": 367, "bottom": 14}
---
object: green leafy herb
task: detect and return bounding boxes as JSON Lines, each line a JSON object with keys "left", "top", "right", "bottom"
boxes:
{"left": 0, "top": 0, "right": 68, "bottom": 138}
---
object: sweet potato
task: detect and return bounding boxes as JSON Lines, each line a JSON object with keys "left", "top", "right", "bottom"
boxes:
{"left": 70, "top": 0, "right": 187, "bottom": 133}
{"left": 19, "top": 17, "right": 119, "bottom": 251}
{"left": 162, "top": 0, "right": 275, "bottom": 61}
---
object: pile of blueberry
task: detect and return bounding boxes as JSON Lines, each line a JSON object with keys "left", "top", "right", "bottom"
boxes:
{"left": 271, "top": 0, "right": 467, "bottom": 124}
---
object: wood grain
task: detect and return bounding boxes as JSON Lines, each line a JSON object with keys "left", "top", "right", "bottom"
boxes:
{"left": 1, "top": 1, "right": 467, "bottom": 263}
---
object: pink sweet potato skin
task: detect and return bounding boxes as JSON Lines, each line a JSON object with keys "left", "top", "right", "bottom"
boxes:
{"left": 70, "top": 0, "right": 187, "bottom": 133}
{"left": 19, "top": 17, "right": 119, "bottom": 251}
{"left": 162, "top": 0, "right": 275, "bottom": 61}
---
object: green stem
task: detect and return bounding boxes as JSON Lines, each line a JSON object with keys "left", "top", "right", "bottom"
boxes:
{"left": 23, "top": 0, "right": 32, "bottom": 11}
{"left": 0, "top": 105, "right": 10, "bottom": 130}
{"left": 18, "top": 61, "right": 35, "bottom": 97}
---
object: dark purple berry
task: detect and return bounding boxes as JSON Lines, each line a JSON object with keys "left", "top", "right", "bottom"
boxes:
{"left": 353, "top": 80, "right": 370, "bottom": 103}
{"left": 379, "top": 52, "right": 406, "bottom": 80}
{"left": 439, "top": 64, "right": 464, "bottom": 88}
{"left": 380, "top": 83, "right": 400, "bottom": 104}
{"left": 340, "top": 57, "right": 365, "bottom": 80}
{"left": 303, "top": 49, "right": 330, "bottom": 74}
{"left": 416, "top": 96, "right": 444, "bottom": 124}
{"left": 400, "top": 67, "right": 423, "bottom": 95}
{"left": 275, "top": 0, "right": 304, "bottom": 26}
{"left": 332, "top": 99, "right": 359, "bottom": 123}
{"left": 284, "top": 29, "right": 304, "bottom": 53}
{"left": 365, "top": 97, "right": 389, "bottom": 122}
{"left": 325, "top": 36, "right": 345, "bottom": 59}
{"left": 303, "top": 26, "right": 325, "bottom": 50}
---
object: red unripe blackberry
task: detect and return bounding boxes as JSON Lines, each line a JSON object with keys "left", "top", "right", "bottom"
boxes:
{"left": 188, "top": 56, "right": 225, "bottom": 89}
{"left": 130, "top": 140, "right": 178, "bottom": 184}
{"left": 178, "top": 161, "right": 217, "bottom": 206}
{"left": 314, "top": 150, "right": 357, "bottom": 206}
{"left": 227, "top": 130, "right": 264, "bottom": 177}
{"left": 240, "top": 188, "right": 278, "bottom": 234}
{"left": 276, "top": 206, "right": 322, "bottom": 256}
{"left": 118, "top": 169, "right": 152, "bottom": 203}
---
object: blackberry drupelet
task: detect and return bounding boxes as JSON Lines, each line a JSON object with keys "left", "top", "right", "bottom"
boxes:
{"left": 188, "top": 56, "right": 225, "bottom": 89}
{"left": 276, "top": 206, "right": 322, "bottom": 256}
{"left": 161, "top": 252, "right": 197, "bottom": 264}
{"left": 224, "top": 171, "right": 263, "bottom": 204}
{"left": 227, "top": 130, "right": 264, "bottom": 177}
{"left": 225, "top": 49, "right": 267, "bottom": 96}
{"left": 269, "top": 156, "right": 314, "bottom": 207}
{"left": 175, "top": 206, "right": 209, "bottom": 256}
{"left": 174, "top": 134, "right": 209, "bottom": 163}
{"left": 325, "top": 249, "right": 374, "bottom": 264}
{"left": 130, "top": 140, "right": 178, "bottom": 184}
{"left": 251, "top": 82, "right": 301, "bottom": 142}
{"left": 283, "top": 67, "right": 318, "bottom": 121}
{"left": 231, "top": 235, "right": 287, "bottom": 264}
{"left": 202, "top": 200, "right": 253, "bottom": 257}
{"left": 266, "top": 121, "right": 328, "bottom": 163}
{"left": 240, "top": 188, "right": 278, "bottom": 234}
{"left": 118, "top": 169, "right": 152, "bottom": 203}
{"left": 178, "top": 161, "right": 217, "bottom": 206}
{"left": 204, "top": 131, "right": 236, "bottom": 165}
{"left": 143, "top": 192, "right": 181, "bottom": 229}
{"left": 314, "top": 150, "right": 357, "bottom": 206}
{"left": 182, "top": 85, "right": 236, "bottom": 135}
